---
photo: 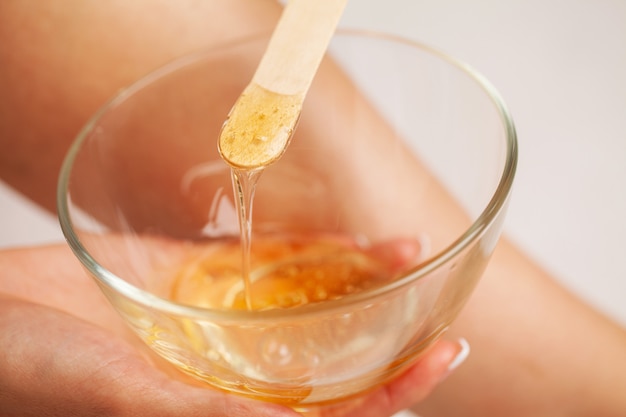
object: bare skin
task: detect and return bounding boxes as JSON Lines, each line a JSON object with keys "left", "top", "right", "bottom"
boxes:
{"left": 0, "top": 1, "right": 461, "bottom": 416}
{"left": 415, "top": 238, "right": 626, "bottom": 417}
{"left": 0, "top": 244, "right": 461, "bottom": 417}
{"left": 1, "top": 1, "right": 626, "bottom": 416}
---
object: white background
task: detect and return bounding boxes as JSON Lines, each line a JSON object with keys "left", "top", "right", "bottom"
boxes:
{"left": 1, "top": 0, "right": 625, "bottom": 330}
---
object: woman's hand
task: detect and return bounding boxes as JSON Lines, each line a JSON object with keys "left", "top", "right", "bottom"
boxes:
{"left": 0, "top": 244, "right": 463, "bottom": 417}
{"left": 0, "top": 296, "right": 298, "bottom": 417}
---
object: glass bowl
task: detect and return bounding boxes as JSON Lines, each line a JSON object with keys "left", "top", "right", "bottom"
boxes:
{"left": 57, "top": 29, "right": 517, "bottom": 410}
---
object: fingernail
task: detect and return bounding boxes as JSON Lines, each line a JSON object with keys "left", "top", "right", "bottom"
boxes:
{"left": 447, "top": 337, "right": 471, "bottom": 372}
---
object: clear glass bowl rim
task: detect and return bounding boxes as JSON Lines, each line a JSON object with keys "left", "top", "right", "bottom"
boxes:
{"left": 57, "top": 28, "right": 518, "bottom": 322}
